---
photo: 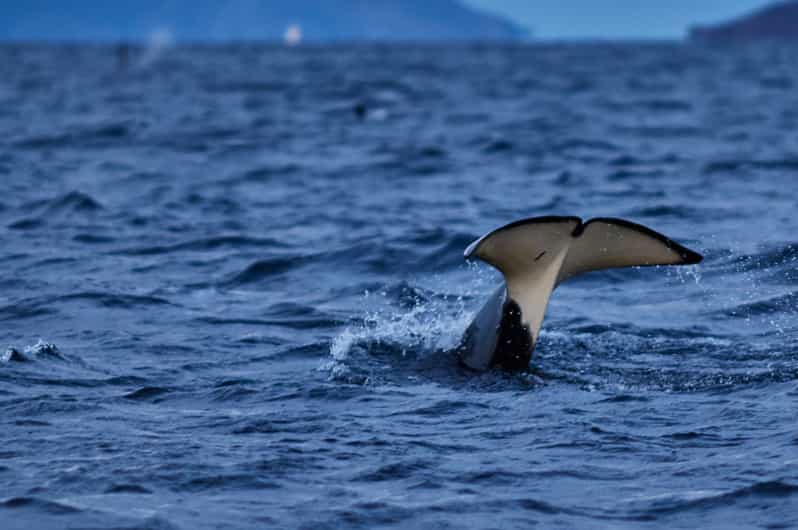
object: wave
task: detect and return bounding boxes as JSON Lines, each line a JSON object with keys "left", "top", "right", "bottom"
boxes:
{"left": 724, "top": 290, "right": 798, "bottom": 317}
{"left": 703, "top": 158, "right": 798, "bottom": 174}
{"left": 631, "top": 480, "right": 798, "bottom": 517}
{"left": 625, "top": 204, "right": 725, "bottom": 220}
{"left": 13, "top": 122, "right": 132, "bottom": 149}
{"left": 597, "top": 97, "right": 692, "bottom": 112}
{"left": 122, "top": 386, "right": 171, "bottom": 401}
{"left": 711, "top": 244, "right": 798, "bottom": 276}
{"left": 0, "top": 293, "right": 173, "bottom": 322}
{"left": 43, "top": 191, "right": 104, "bottom": 213}
{"left": 225, "top": 256, "right": 305, "bottom": 285}
{"left": 0, "top": 496, "right": 80, "bottom": 514}
{"left": 104, "top": 483, "right": 153, "bottom": 494}
{"left": 207, "top": 383, "right": 258, "bottom": 403}
{"left": 223, "top": 234, "right": 477, "bottom": 286}
{"left": 234, "top": 164, "right": 303, "bottom": 182}
{"left": 198, "top": 306, "right": 340, "bottom": 330}
{"left": 57, "top": 292, "right": 173, "bottom": 308}
{"left": 72, "top": 233, "right": 116, "bottom": 244}
{"left": 116, "top": 235, "right": 287, "bottom": 256}
{"left": 356, "top": 459, "right": 434, "bottom": 482}
{"left": 7, "top": 191, "right": 104, "bottom": 230}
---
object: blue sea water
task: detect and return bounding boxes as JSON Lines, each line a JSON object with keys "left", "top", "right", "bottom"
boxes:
{"left": 1, "top": 42, "right": 797, "bottom": 529}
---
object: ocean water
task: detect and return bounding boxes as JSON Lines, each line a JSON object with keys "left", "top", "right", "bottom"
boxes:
{"left": 1, "top": 42, "right": 797, "bottom": 529}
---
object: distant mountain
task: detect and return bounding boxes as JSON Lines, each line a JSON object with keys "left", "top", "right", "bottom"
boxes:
{"left": 689, "top": 1, "right": 798, "bottom": 44}
{"left": 0, "top": 0, "right": 526, "bottom": 42}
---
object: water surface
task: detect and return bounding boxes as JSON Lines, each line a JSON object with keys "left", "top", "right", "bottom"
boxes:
{"left": 1, "top": 43, "right": 797, "bottom": 529}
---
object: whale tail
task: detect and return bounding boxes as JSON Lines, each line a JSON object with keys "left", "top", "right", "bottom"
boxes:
{"left": 464, "top": 216, "right": 702, "bottom": 347}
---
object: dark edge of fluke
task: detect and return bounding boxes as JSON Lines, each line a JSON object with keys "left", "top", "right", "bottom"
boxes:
{"left": 464, "top": 216, "right": 581, "bottom": 259}
{"left": 576, "top": 217, "right": 704, "bottom": 265}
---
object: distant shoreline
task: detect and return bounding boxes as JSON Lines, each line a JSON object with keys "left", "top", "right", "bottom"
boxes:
{"left": 0, "top": 38, "right": 700, "bottom": 46}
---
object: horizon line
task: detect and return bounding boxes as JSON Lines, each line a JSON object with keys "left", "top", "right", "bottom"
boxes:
{"left": 0, "top": 36, "right": 711, "bottom": 46}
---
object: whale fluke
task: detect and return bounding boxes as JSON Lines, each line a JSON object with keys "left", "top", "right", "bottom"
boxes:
{"left": 459, "top": 216, "right": 702, "bottom": 372}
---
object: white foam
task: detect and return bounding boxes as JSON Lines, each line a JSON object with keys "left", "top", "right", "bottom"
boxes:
{"left": 328, "top": 300, "right": 473, "bottom": 360}
{"left": 1, "top": 348, "right": 13, "bottom": 363}
{"left": 24, "top": 338, "right": 59, "bottom": 356}
{"left": 323, "top": 274, "right": 493, "bottom": 377}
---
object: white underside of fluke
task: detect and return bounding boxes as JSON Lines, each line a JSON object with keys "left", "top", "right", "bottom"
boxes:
{"left": 465, "top": 216, "right": 702, "bottom": 344}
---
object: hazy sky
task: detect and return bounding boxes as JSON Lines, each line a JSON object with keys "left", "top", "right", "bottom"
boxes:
{"left": 466, "top": 0, "right": 775, "bottom": 39}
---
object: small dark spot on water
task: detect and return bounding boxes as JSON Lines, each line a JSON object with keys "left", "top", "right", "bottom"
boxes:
{"left": 596, "top": 394, "right": 649, "bottom": 403}
{"left": 8, "top": 218, "right": 43, "bottom": 230}
{"left": 73, "top": 233, "right": 115, "bottom": 244}
{"left": 123, "top": 386, "right": 170, "bottom": 401}
{"left": 516, "top": 498, "right": 561, "bottom": 514}
{"left": 13, "top": 419, "right": 49, "bottom": 427}
{"left": 105, "top": 483, "right": 152, "bottom": 494}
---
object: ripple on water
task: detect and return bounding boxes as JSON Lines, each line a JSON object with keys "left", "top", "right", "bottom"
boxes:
{"left": 0, "top": 496, "right": 80, "bottom": 514}
{"left": 630, "top": 480, "right": 798, "bottom": 517}
{"left": 122, "top": 386, "right": 172, "bottom": 401}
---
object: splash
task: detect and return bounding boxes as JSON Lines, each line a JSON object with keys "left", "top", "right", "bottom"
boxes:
{"left": 2, "top": 339, "right": 61, "bottom": 363}
{"left": 324, "top": 271, "right": 496, "bottom": 380}
{"left": 673, "top": 263, "right": 702, "bottom": 285}
{"left": 24, "top": 339, "right": 61, "bottom": 357}
{"left": 337, "top": 298, "right": 472, "bottom": 358}
{"left": 323, "top": 294, "right": 473, "bottom": 380}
